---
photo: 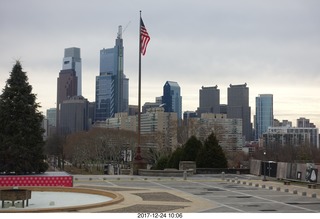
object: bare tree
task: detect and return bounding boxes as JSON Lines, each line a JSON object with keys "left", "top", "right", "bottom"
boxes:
{"left": 63, "top": 128, "right": 137, "bottom": 172}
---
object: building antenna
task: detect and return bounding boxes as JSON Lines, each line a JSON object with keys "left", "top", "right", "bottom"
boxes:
{"left": 122, "top": 20, "right": 131, "bottom": 35}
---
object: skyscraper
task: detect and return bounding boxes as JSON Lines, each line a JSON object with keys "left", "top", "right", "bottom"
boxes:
{"left": 255, "top": 94, "right": 273, "bottom": 140}
{"left": 162, "top": 81, "right": 182, "bottom": 122}
{"left": 197, "top": 85, "right": 220, "bottom": 116}
{"left": 63, "top": 47, "right": 82, "bottom": 96}
{"left": 56, "top": 69, "right": 78, "bottom": 134}
{"left": 227, "top": 83, "right": 252, "bottom": 141}
{"left": 46, "top": 108, "right": 57, "bottom": 137}
{"left": 60, "top": 96, "right": 89, "bottom": 135}
{"left": 95, "top": 26, "right": 129, "bottom": 121}
{"left": 46, "top": 108, "right": 56, "bottom": 127}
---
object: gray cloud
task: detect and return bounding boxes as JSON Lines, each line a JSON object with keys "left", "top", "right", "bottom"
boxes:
{"left": 0, "top": 0, "right": 319, "bottom": 126}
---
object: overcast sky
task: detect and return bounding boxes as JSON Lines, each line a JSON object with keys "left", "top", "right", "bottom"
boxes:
{"left": 1, "top": 0, "right": 320, "bottom": 127}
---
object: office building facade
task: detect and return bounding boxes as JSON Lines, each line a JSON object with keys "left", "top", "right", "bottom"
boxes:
{"left": 197, "top": 85, "right": 220, "bottom": 116}
{"left": 46, "top": 108, "right": 56, "bottom": 127}
{"left": 227, "top": 83, "right": 252, "bottom": 141}
{"left": 59, "top": 96, "right": 89, "bottom": 135}
{"left": 63, "top": 47, "right": 82, "bottom": 96}
{"left": 46, "top": 108, "right": 57, "bottom": 137}
{"left": 56, "top": 69, "right": 78, "bottom": 134}
{"left": 95, "top": 26, "right": 129, "bottom": 121}
{"left": 162, "top": 81, "right": 182, "bottom": 122}
{"left": 255, "top": 94, "right": 273, "bottom": 140}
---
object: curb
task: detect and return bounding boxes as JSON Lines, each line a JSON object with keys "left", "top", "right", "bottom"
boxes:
{"left": 225, "top": 178, "right": 319, "bottom": 199}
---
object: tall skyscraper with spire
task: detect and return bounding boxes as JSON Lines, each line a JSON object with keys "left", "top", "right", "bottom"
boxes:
{"left": 95, "top": 26, "right": 129, "bottom": 121}
{"left": 63, "top": 47, "right": 82, "bottom": 96}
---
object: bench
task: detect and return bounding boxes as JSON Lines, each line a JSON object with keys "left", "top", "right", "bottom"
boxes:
{"left": 284, "top": 181, "right": 291, "bottom": 185}
{"left": 307, "top": 184, "right": 317, "bottom": 189}
{"left": 0, "top": 189, "right": 31, "bottom": 208}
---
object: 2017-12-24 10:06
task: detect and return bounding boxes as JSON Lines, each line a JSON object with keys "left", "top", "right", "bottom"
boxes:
{"left": 137, "top": 213, "right": 183, "bottom": 218}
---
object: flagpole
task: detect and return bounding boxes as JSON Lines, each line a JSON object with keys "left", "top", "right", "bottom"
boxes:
{"left": 136, "top": 10, "right": 142, "bottom": 161}
{"left": 133, "top": 10, "right": 148, "bottom": 174}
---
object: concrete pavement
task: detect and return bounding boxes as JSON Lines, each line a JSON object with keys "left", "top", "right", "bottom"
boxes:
{"left": 73, "top": 174, "right": 320, "bottom": 213}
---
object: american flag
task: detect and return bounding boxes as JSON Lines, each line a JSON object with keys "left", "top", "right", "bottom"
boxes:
{"left": 140, "top": 18, "right": 150, "bottom": 56}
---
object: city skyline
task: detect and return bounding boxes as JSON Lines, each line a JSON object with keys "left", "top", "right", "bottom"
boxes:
{"left": 1, "top": 0, "right": 319, "bottom": 127}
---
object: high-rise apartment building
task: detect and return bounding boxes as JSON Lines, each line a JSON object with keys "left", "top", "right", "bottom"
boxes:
{"left": 141, "top": 107, "right": 178, "bottom": 150}
{"left": 95, "top": 26, "right": 129, "bottom": 121}
{"left": 63, "top": 47, "right": 82, "bottom": 96}
{"left": 188, "top": 113, "right": 244, "bottom": 151}
{"left": 227, "top": 83, "right": 252, "bottom": 141}
{"left": 297, "top": 117, "right": 316, "bottom": 128}
{"left": 263, "top": 126, "right": 319, "bottom": 149}
{"left": 183, "top": 111, "right": 197, "bottom": 126}
{"left": 162, "top": 81, "right": 182, "bottom": 122}
{"left": 255, "top": 94, "right": 273, "bottom": 140}
{"left": 197, "top": 85, "right": 220, "bottom": 116}
{"left": 142, "top": 97, "right": 163, "bottom": 113}
{"left": 96, "top": 108, "right": 178, "bottom": 150}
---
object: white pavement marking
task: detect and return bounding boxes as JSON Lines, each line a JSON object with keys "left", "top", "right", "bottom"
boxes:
{"left": 139, "top": 177, "right": 245, "bottom": 212}
{"left": 190, "top": 181, "right": 319, "bottom": 213}
{"left": 102, "top": 180, "right": 119, "bottom": 187}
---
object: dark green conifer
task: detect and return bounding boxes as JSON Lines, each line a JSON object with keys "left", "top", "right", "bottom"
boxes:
{"left": 196, "top": 132, "right": 228, "bottom": 168}
{"left": 181, "top": 135, "right": 202, "bottom": 161}
{"left": 0, "top": 61, "right": 48, "bottom": 174}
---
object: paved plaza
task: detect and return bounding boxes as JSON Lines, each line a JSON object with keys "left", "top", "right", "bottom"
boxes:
{"left": 72, "top": 173, "right": 320, "bottom": 213}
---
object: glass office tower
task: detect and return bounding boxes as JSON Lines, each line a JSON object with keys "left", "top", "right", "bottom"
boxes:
{"left": 162, "top": 81, "right": 182, "bottom": 122}
{"left": 255, "top": 94, "right": 273, "bottom": 140}
{"left": 95, "top": 26, "right": 129, "bottom": 121}
{"left": 63, "top": 47, "right": 82, "bottom": 96}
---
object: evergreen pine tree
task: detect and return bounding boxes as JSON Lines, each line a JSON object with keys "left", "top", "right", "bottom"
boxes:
{"left": 196, "top": 132, "right": 228, "bottom": 168}
{"left": 0, "top": 61, "right": 48, "bottom": 174}
{"left": 167, "top": 147, "right": 183, "bottom": 169}
{"left": 181, "top": 135, "right": 202, "bottom": 161}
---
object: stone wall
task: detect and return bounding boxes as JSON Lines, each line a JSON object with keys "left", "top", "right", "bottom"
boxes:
{"left": 250, "top": 159, "right": 320, "bottom": 183}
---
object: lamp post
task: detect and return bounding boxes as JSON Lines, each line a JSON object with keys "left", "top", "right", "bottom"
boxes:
{"left": 263, "top": 151, "right": 267, "bottom": 181}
